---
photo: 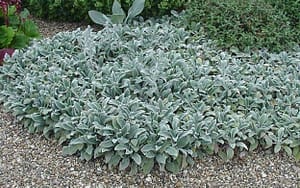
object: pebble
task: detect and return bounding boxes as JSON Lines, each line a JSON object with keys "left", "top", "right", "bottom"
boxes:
{"left": 261, "top": 172, "right": 267, "bottom": 178}
{"left": 175, "top": 181, "right": 184, "bottom": 188}
{"left": 145, "top": 175, "right": 152, "bottom": 182}
{"left": 292, "top": 166, "right": 300, "bottom": 173}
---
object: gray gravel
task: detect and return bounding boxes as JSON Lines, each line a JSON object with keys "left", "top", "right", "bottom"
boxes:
{"left": 33, "top": 18, "right": 90, "bottom": 38}
{"left": 0, "top": 19, "right": 300, "bottom": 187}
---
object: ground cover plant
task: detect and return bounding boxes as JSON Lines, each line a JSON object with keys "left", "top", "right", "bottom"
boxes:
{"left": 0, "top": 19, "right": 300, "bottom": 174}
{"left": 184, "top": 0, "right": 300, "bottom": 53}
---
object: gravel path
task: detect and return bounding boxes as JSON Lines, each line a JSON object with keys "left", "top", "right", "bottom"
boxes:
{"left": 0, "top": 19, "right": 300, "bottom": 187}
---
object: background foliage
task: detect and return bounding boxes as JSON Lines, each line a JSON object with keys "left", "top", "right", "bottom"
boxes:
{"left": 266, "top": 0, "right": 300, "bottom": 27}
{"left": 21, "top": 0, "right": 187, "bottom": 22}
{"left": 184, "top": 0, "right": 300, "bottom": 52}
{"left": 0, "top": 20, "right": 299, "bottom": 173}
{"left": 0, "top": 0, "right": 39, "bottom": 64}
{"left": 0, "top": 6, "right": 39, "bottom": 49}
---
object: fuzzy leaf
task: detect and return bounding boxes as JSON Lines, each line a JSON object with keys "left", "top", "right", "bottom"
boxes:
{"left": 112, "top": 0, "right": 125, "bottom": 16}
{"left": 142, "top": 158, "right": 154, "bottom": 174}
{"left": 277, "top": 127, "right": 285, "bottom": 138}
{"left": 282, "top": 146, "right": 292, "bottom": 156}
{"left": 88, "top": 10, "right": 112, "bottom": 26}
{"left": 62, "top": 144, "right": 84, "bottom": 156}
{"left": 226, "top": 147, "right": 234, "bottom": 160}
{"left": 100, "top": 140, "right": 114, "bottom": 149}
{"left": 141, "top": 144, "right": 155, "bottom": 153}
{"left": 166, "top": 160, "right": 181, "bottom": 174}
{"left": 125, "top": 0, "right": 145, "bottom": 22}
{"left": 155, "top": 153, "right": 167, "bottom": 164}
{"left": 264, "top": 136, "right": 273, "bottom": 149}
{"left": 111, "top": 14, "right": 126, "bottom": 24}
{"left": 236, "top": 142, "right": 248, "bottom": 150}
{"left": 165, "top": 146, "right": 179, "bottom": 158}
{"left": 177, "top": 136, "right": 190, "bottom": 148}
{"left": 115, "top": 143, "right": 128, "bottom": 151}
{"left": 274, "top": 143, "right": 281, "bottom": 153}
{"left": 119, "top": 157, "right": 130, "bottom": 171}
{"left": 249, "top": 139, "right": 259, "bottom": 151}
{"left": 109, "top": 154, "right": 121, "bottom": 167}
{"left": 131, "top": 153, "right": 142, "bottom": 165}
{"left": 293, "top": 147, "right": 300, "bottom": 161}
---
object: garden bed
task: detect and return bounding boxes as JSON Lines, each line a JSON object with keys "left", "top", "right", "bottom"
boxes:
{"left": 0, "top": 17, "right": 299, "bottom": 187}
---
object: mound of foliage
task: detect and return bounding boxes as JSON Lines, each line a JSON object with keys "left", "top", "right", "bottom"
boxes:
{"left": 185, "top": 0, "right": 300, "bottom": 53}
{"left": 0, "top": 20, "right": 300, "bottom": 174}
{"left": 21, "top": 0, "right": 187, "bottom": 22}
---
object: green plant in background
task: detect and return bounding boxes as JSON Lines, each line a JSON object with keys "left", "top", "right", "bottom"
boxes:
{"left": 184, "top": 0, "right": 299, "bottom": 52}
{"left": 0, "top": 19, "right": 299, "bottom": 173}
{"left": 21, "top": 0, "right": 187, "bottom": 22}
{"left": 266, "top": 0, "right": 300, "bottom": 27}
{"left": 266, "top": 0, "right": 300, "bottom": 40}
{"left": 0, "top": 2, "right": 39, "bottom": 48}
{"left": 120, "top": 0, "right": 187, "bottom": 19}
{"left": 0, "top": 0, "right": 40, "bottom": 64}
{"left": 88, "top": 0, "right": 145, "bottom": 26}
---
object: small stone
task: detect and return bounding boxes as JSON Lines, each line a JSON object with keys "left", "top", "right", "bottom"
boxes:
{"left": 169, "top": 174, "right": 177, "bottom": 183}
{"left": 175, "top": 181, "right": 184, "bottom": 188}
{"left": 292, "top": 166, "right": 300, "bottom": 173}
{"left": 261, "top": 172, "right": 267, "bottom": 178}
{"left": 95, "top": 183, "right": 105, "bottom": 188}
{"left": 238, "top": 151, "right": 248, "bottom": 160}
{"left": 145, "top": 175, "right": 152, "bottom": 182}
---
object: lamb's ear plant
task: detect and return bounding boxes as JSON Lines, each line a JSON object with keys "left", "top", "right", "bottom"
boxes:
{"left": 88, "top": 0, "right": 145, "bottom": 26}
{"left": 0, "top": 19, "right": 299, "bottom": 174}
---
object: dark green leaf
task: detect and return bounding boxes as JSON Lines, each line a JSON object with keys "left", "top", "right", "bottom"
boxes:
{"left": 62, "top": 144, "right": 84, "bottom": 156}
{"left": 166, "top": 160, "right": 181, "bottom": 174}
{"left": 226, "top": 147, "right": 234, "bottom": 160}
{"left": 142, "top": 158, "right": 154, "bottom": 174}
{"left": 165, "top": 146, "right": 179, "bottom": 158}
{"left": 109, "top": 154, "right": 121, "bottom": 167}
{"left": 0, "top": 26, "right": 15, "bottom": 48}
{"left": 119, "top": 157, "right": 130, "bottom": 171}
{"left": 23, "top": 20, "right": 40, "bottom": 38}
{"left": 282, "top": 145, "right": 292, "bottom": 156}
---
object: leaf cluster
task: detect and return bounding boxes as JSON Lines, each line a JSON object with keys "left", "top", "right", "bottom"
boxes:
{"left": 0, "top": 21, "right": 299, "bottom": 174}
{"left": 0, "top": 0, "right": 40, "bottom": 64}
{"left": 0, "top": 2, "right": 40, "bottom": 49}
{"left": 184, "top": 0, "right": 300, "bottom": 53}
{"left": 88, "top": 0, "right": 145, "bottom": 26}
{"left": 265, "top": 0, "right": 300, "bottom": 27}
